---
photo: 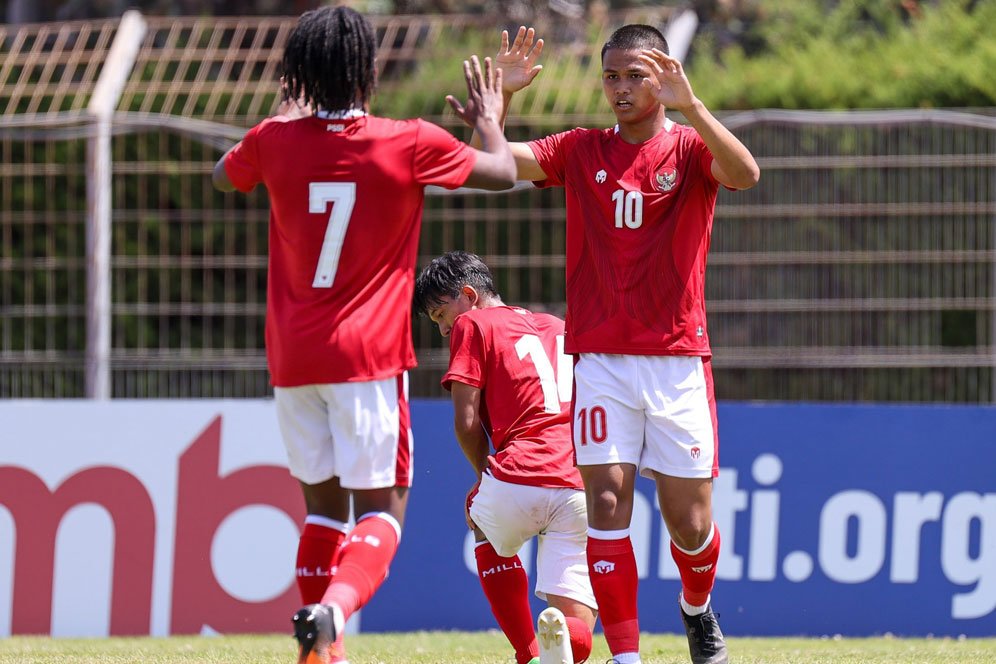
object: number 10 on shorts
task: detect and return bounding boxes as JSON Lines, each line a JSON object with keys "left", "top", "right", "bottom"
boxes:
{"left": 576, "top": 406, "right": 607, "bottom": 445}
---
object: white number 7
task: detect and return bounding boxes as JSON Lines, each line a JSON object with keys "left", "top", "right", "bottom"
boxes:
{"left": 309, "top": 182, "right": 356, "bottom": 288}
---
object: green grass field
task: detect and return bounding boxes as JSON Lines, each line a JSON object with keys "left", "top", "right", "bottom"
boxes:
{"left": 1, "top": 632, "right": 995, "bottom": 664}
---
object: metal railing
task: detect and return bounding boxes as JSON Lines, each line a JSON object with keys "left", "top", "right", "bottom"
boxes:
{"left": 1, "top": 12, "right": 993, "bottom": 402}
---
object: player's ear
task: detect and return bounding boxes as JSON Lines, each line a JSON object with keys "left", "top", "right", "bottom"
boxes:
{"left": 462, "top": 285, "right": 480, "bottom": 306}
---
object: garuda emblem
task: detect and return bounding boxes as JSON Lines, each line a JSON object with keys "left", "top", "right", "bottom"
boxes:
{"left": 655, "top": 168, "right": 678, "bottom": 192}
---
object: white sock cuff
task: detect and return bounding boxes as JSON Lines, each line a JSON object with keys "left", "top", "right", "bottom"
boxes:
{"left": 673, "top": 522, "right": 716, "bottom": 557}
{"left": 357, "top": 511, "right": 402, "bottom": 542}
{"left": 304, "top": 514, "right": 350, "bottom": 533}
{"left": 681, "top": 593, "right": 711, "bottom": 614}
{"left": 588, "top": 527, "right": 630, "bottom": 540}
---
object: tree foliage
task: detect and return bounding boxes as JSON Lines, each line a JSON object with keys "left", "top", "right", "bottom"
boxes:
{"left": 686, "top": 0, "right": 996, "bottom": 110}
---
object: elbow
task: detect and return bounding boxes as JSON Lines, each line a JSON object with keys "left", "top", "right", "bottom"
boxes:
{"left": 746, "top": 163, "right": 761, "bottom": 188}
{"left": 212, "top": 173, "right": 231, "bottom": 192}
{"left": 453, "top": 416, "right": 477, "bottom": 439}
{"left": 487, "top": 157, "right": 518, "bottom": 191}
{"left": 495, "top": 173, "right": 516, "bottom": 191}
{"left": 211, "top": 160, "right": 236, "bottom": 192}
{"left": 475, "top": 172, "right": 517, "bottom": 192}
{"left": 486, "top": 148, "right": 519, "bottom": 190}
{"left": 730, "top": 163, "right": 760, "bottom": 191}
{"left": 739, "top": 161, "right": 761, "bottom": 190}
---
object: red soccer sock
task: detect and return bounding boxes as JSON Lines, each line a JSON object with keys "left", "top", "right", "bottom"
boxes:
{"left": 296, "top": 519, "right": 348, "bottom": 604}
{"left": 587, "top": 532, "right": 640, "bottom": 656}
{"left": 320, "top": 513, "right": 400, "bottom": 621}
{"left": 670, "top": 523, "right": 721, "bottom": 608}
{"left": 565, "top": 616, "right": 593, "bottom": 663}
{"left": 474, "top": 542, "right": 538, "bottom": 664}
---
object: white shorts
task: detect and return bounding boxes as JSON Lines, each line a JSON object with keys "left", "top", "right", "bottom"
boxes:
{"left": 469, "top": 472, "right": 596, "bottom": 609}
{"left": 572, "top": 354, "right": 718, "bottom": 479}
{"left": 274, "top": 373, "right": 413, "bottom": 489}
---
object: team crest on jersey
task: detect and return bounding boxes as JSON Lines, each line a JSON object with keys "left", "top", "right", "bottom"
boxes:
{"left": 655, "top": 167, "right": 678, "bottom": 192}
{"left": 595, "top": 169, "right": 607, "bottom": 184}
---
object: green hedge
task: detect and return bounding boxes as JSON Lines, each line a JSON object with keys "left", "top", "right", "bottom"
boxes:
{"left": 687, "top": 0, "right": 996, "bottom": 110}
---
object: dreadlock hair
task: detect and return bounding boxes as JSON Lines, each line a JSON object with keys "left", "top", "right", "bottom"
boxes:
{"left": 281, "top": 6, "right": 377, "bottom": 112}
{"left": 413, "top": 251, "right": 501, "bottom": 316}
{"left": 601, "top": 24, "right": 669, "bottom": 62}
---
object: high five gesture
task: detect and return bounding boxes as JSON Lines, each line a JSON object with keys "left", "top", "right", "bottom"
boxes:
{"left": 496, "top": 26, "right": 544, "bottom": 94}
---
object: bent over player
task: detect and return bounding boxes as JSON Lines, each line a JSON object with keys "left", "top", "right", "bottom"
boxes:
{"left": 414, "top": 251, "right": 597, "bottom": 664}
{"left": 482, "top": 25, "right": 761, "bottom": 664}
{"left": 212, "top": 7, "right": 515, "bottom": 663}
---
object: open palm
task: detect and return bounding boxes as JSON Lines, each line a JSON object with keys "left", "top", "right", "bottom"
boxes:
{"left": 639, "top": 48, "right": 696, "bottom": 111}
{"left": 496, "top": 26, "right": 544, "bottom": 94}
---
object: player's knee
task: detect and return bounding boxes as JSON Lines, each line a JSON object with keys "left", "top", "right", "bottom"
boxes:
{"left": 667, "top": 517, "right": 712, "bottom": 551}
{"left": 588, "top": 489, "right": 615, "bottom": 515}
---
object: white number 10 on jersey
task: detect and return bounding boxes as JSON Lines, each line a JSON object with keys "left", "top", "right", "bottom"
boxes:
{"left": 515, "top": 333, "right": 573, "bottom": 413}
{"left": 612, "top": 188, "right": 643, "bottom": 229}
{"left": 310, "top": 182, "right": 357, "bottom": 288}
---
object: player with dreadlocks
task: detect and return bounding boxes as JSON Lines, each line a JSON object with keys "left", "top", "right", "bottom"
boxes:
{"left": 279, "top": 6, "right": 377, "bottom": 115}
{"left": 213, "top": 6, "right": 515, "bottom": 664}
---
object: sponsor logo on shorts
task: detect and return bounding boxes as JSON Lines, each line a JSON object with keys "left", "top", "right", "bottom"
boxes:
{"left": 691, "top": 447, "right": 701, "bottom": 460}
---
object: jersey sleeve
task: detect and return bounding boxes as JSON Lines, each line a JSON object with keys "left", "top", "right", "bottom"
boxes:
{"left": 223, "top": 120, "right": 275, "bottom": 193}
{"left": 413, "top": 120, "right": 478, "bottom": 189}
{"left": 441, "top": 315, "right": 487, "bottom": 391}
{"left": 526, "top": 128, "right": 581, "bottom": 188}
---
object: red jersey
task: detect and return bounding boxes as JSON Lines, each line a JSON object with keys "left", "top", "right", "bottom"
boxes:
{"left": 528, "top": 120, "right": 720, "bottom": 357}
{"left": 441, "top": 306, "right": 583, "bottom": 490}
{"left": 225, "top": 114, "right": 476, "bottom": 386}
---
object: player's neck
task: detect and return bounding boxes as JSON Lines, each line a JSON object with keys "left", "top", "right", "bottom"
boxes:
{"left": 616, "top": 107, "right": 668, "bottom": 144}
{"left": 477, "top": 296, "right": 504, "bottom": 309}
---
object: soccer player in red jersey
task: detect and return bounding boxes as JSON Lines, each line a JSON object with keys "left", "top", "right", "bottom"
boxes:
{"left": 211, "top": 7, "right": 515, "bottom": 664}
{"left": 414, "top": 251, "right": 597, "bottom": 664}
{"left": 477, "top": 25, "right": 761, "bottom": 664}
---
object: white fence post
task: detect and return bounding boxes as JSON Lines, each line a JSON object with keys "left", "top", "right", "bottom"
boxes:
{"left": 85, "top": 10, "right": 147, "bottom": 399}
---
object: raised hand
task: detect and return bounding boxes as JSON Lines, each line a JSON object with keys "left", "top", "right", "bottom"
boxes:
{"left": 496, "top": 26, "right": 544, "bottom": 94}
{"left": 446, "top": 55, "right": 505, "bottom": 129}
{"left": 638, "top": 48, "right": 696, "bottom": 111}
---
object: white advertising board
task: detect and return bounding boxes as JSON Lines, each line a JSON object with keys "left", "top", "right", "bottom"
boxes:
{"left": 0, "top": 400, "right": 302, "bottom": 636}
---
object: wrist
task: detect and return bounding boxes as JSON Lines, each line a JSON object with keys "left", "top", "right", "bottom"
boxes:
{"left": 476, "top": 114, "right": 502, "bottom": 129}
{"left": 674, "top": 96, "right": 705, "bottom": 116}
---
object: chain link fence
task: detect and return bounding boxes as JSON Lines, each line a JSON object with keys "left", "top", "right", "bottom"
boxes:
{"left": 2, "top": 13, "right": 994, "bottom": 402}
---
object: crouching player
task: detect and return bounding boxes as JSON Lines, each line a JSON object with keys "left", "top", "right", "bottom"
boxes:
{"left": 415, "top": 251, "right": 597, "bottom": 664}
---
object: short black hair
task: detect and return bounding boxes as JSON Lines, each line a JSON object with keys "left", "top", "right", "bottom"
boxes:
{"left": 601, "top": 24, "right": 669, "bottom": 61}
{"left": 281, "top": 6, "right": 377, "bottom": 112}
{"left": 413, "top": 251, "right": 499, "bottom": 315}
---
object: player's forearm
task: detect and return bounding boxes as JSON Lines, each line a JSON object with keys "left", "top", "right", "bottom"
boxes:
{"left": 681, "top": 99, "right": 760, "bottom": 190}
{"left": 468, "top": 117, "right": 516, "bottom": 190}
{"left": 212, "top": 147, "right": 237, "bottom": 192}
{"left": 454, "top": 428, "right": 489, "bottom": 476}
